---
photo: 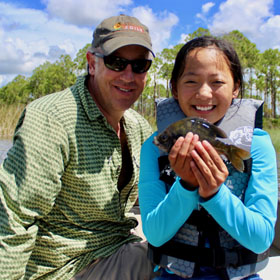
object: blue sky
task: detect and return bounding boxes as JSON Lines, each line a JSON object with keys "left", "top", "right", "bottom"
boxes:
{"left": 0, "top": 0, "right": 280, "bottom": 87}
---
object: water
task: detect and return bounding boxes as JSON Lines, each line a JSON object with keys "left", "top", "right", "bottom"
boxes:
{"left": 0, "top": 139, "right": 12, "bottom": 163}
{"left": 0, "top": 140, "right": 280, "bottom": 196}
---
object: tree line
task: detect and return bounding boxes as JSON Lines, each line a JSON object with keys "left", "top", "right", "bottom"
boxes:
{"left": 0, "top": 28, "right": 279, "bottom": 120}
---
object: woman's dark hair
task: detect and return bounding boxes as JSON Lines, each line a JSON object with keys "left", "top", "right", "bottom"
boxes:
{"left": 170, "top": 36, "right": 244, "bottom": 98}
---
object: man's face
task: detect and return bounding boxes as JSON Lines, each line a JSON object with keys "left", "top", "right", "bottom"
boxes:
{"left": 87, "top": 45, "right": 150, "bottom": 119}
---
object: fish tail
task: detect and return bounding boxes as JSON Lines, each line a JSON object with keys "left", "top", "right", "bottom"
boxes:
{"left": 227, "top": 145, "right": 251, "bottom": 172}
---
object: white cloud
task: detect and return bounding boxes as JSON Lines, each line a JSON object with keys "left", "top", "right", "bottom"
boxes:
{"left": 132, "top": 6, "right": 179, "bottom": 54}
{"left": 0, "top": 2, "right": 92, "bottom": 86}
{"left": 208, "top": 0, "right": 278, "bottom": 51}
{"left": 44, "top": 1, "right": 179, "bottom": 53}
{"left": 44, "top": 0, "right": 132, "bottom": 26}
{"left": 0, "top": 74, "right": 17, "bottom": 87}
{"left": 0, "top": 1, "right": 179, "bottom": 87}
{"left": 178, "top": 33, "right": 190, "bottom": 44}
{"left": 202, "top": 2, "right": 215, "bottom": 14}
{"left": 259, "top": 15, "right": 280, "bottom": 50}
{"left": 196, "top": 2, "right": 215, "bottom": 23}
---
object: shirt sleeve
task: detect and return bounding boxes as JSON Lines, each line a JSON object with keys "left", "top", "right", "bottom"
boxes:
{"left": 0, "top": 107, "right": 69, "bottom": 279}
{"left": 200, "top": 128, "right": 278, "bottom": 253}
{"left": 139, "top": 132, "right": 200, "bottom": 247}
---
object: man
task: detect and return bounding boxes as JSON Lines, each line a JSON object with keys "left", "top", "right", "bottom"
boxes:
{"left": 0, "top": 15, "right": 155, "bottom": 280}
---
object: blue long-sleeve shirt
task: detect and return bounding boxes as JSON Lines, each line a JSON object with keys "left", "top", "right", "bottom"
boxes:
{"left": 139, "top": 128, "right": 278, "bottom": 254}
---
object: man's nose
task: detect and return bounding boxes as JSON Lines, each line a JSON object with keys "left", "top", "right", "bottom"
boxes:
{"left": 120, "top": 64, "right": 135, "bottom": 82}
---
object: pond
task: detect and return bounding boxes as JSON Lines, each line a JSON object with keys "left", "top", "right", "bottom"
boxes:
{"left": 0, "top": 139, "right": 280, "bottom": 196}
{"left": 0, "top": 139, "right": 12, "bottom": 163}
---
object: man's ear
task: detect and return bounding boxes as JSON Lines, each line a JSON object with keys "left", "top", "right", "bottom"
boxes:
{"left": 86, "top": 52, "right": 96, "bottom": 75}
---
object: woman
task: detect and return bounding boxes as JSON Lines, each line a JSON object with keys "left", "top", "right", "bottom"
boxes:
{"left": 138, "top": 36, "right": 278, "bottom": 279}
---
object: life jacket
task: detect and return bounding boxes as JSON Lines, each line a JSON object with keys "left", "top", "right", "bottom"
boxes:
{"left": 149, "top": 98, "right": 269, "bottom": 280}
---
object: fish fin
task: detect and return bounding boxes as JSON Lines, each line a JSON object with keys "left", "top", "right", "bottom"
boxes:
{"left": 191, "top": 117, "right": 228, "bottom": 138}
{"left": 227, "top": 145, "right": 251, "bottom": 172}
{"left": 197, "top": 118, "right": 228, "bottom": 138}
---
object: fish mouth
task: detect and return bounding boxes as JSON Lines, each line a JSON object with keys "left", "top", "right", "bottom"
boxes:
{"left": 194, "top": 105, "right": 216, "bottom": 111}
{"left": 153, "top": 136, "right": 159, "bottom": 146}
{"left": 153, "top": 137, "right": 168, "bottom": 153}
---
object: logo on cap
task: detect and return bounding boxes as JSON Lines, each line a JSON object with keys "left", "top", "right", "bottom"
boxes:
{"left": 113, "top": 23, "right": 144, "bottom": 33}
{"left": 114, "top": 23, "right": 122, "bottom": 30}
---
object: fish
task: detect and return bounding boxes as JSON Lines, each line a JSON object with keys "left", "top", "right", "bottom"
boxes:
{"left": 153, "top": 117, "right": 251, "bottom": 172}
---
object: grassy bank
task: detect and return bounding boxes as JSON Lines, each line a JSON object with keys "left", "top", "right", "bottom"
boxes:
{"left": 264, "top": 128, "right": 280, "bottom": 152}
{"left": 263, "top": 118, "right": 280, "bottom": 152}
{"left": 0, "top": 104, "right": 280, "bottom": 152}
{"left": 0, "top": 104, "right": 25, "bottom": 139}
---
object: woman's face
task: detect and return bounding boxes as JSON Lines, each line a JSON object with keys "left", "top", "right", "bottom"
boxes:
{"left": 172, "top": 47, "right": 240, "bottom": 124}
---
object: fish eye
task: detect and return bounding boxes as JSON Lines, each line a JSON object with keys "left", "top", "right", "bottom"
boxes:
{"left": 159, "top": 134, "right": 169, "bottom": 142}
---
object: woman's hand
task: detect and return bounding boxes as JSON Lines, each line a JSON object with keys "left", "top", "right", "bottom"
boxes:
{"left": 168, "top": 132, "right": 199, "bottom": 187}
{"left": 190, "top": 140, "right": 229, "bottom": 199}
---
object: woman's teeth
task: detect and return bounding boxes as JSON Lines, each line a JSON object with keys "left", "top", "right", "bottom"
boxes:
{"left": 195, "top": 105, "right": 214, "bottom": 111}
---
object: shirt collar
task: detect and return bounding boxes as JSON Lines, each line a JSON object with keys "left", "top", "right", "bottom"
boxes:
{"left": 76, "top": 75, "right": 103, "bottom": 121}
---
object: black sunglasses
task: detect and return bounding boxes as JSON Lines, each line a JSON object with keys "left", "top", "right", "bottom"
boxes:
{"left": 94, "top": 53, "right": 152, "bottom": 74}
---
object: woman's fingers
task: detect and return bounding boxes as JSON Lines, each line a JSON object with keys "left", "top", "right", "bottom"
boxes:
{"left": 168, "top": 133, "right": 199, "bottom": 186}
{"left": 169, "top": 132, "right": 194, "bottom": 167}
{"left": 201, "top": 140, "right": 227, "bottom": 172}
{"left": 168, "top": 136, "right": 185, "bottom": 166}
{"left": 191, "top": 140, "right": 228, "bottom": 198}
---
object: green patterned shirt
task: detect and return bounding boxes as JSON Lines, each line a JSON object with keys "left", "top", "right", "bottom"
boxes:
{"left": 0, "top": 76, "right": 153, "bottom": 279}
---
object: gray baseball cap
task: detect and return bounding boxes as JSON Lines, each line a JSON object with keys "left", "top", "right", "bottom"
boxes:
{"left": 89, "top": 14, "right": 154, "bottom": 57}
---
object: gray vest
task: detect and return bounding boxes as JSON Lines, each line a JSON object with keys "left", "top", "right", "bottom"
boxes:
{"left": 149, "top": 98, "right": 269, "bottom": 280}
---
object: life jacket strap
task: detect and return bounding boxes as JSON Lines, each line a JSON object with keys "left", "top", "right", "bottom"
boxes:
{"left": 149, "top": 241, "right": 269, "bottom": 268}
